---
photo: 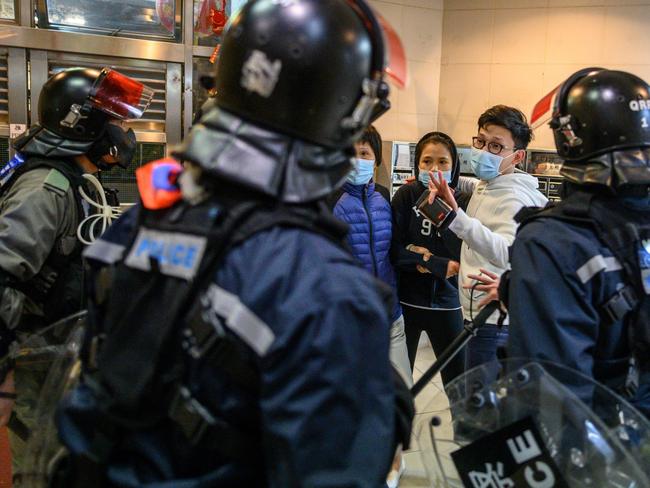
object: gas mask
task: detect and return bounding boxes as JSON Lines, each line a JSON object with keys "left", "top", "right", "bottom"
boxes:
{"left": 88, "top": 124, "right": 137, "bottom": 171}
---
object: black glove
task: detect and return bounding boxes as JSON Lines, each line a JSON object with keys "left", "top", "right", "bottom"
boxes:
{"left": 391, "top": 366, "right": 415, "bottom": 450}
{"left": 497, "top": 270, "right": 511, "bottom": 311}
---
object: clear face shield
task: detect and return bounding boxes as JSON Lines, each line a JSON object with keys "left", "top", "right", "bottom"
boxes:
{"left": 2, "top": 312, "right": 87, "bottom": 487}
{"left": 341, "top": 1, "right": 407, "bottom": 132}
{"left": 530, "top": 84, "right": 560, "bottom": 131}
{"left": 531, "top": 83, "right": 586, "bottom": 153}
{"left": 375, "top": 10, "right": 407, "bottom": 90}
{"left": 60, "top": 68, "right": 154, "bottom": 129}
{"left": 530, "top": 68, "right": 605, "bottom": 151}
{"left": 407, "top": 358, "right": 650, "bottom": 488}
{"left": 59, "top": 68, "right": 154, "bottom": 170}
{"left": 89, "top": 68, "right": 154, "bottom": 120}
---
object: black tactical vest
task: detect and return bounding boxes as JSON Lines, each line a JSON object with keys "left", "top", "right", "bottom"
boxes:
{"left": 515, "top": 190, "right": 650, "bottom": 373}
{"left": 0, "top": 156, "right": 87, "bottom": 324}
{"left": 80, "top": 196, "right": 353, "bottom": 463}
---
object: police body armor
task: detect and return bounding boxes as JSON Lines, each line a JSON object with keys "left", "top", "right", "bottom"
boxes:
{"left": 512, "top": 188, "right": 650, "bottom": 380}
{"left": 0, "top": 154, "right": 87, "bottom": 325}
{"left": 64, "top": 188, "right": 355, "bottom": 478}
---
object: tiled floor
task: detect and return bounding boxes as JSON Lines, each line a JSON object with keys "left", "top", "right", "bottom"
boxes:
{"left": 400, "top": 336, "right": 460, "bottom": 488}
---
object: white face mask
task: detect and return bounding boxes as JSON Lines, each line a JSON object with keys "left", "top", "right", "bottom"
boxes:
{"left": 498, "top": 151, "right": 518, "bottom": 174}
{"left": 419, "top": 170, "right": 452, "bottom": 186}
{"left": 470, "top": 148, "right": 518, "bottom": 181}
{"left": 347, "top": 158, "right": 375, "bottom": 185}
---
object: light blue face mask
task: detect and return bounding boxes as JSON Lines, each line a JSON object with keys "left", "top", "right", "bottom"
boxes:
{"left": 347, "top": 158, "right": 375, "bottom": 185}
{"left": 418, "top": 169, "right": 452, "bottom": 187}
{"left": 470, "top": 147, "right": 507, "bottom": 181}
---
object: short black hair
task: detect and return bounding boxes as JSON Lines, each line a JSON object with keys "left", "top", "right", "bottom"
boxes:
{"left": 359, "top": 125, "right": 383, "bottom": 167}
{"left": 478, "top": 105, "right": 533, "bottom": 149}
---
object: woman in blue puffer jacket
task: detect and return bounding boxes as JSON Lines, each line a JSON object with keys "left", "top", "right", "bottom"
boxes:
{"left": 329, "top": 126, "right": 412, "bottom": 387}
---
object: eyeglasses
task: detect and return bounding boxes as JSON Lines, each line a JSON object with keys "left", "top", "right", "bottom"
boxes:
{"left": 472, "top": 137, "right": 516, "bottom": 155}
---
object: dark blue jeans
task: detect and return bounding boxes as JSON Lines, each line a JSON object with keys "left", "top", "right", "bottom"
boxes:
{"left": 465, "top": 323, "right": 509, "bottom": 371}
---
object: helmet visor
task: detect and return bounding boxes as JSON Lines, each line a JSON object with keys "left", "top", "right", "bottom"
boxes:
{"left": 376, "top": 11, "right": 407, "bottom": 89}
{"left": 530, "top": 84, "right": 560, "bottom": 129}
{"left": 90, "top": 69, "right": 154, "bottom": 120}
{"left": 347, "top": 1, "right": 408, "bottom": 89}
{"left": 531, "top": 68, "right": 605, "bottom": 129}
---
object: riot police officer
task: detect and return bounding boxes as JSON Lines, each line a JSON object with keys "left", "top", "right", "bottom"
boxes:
{"left": 56, "top": 1, "right": 412, "bottom": 486}
{"left": 0, "top": 67, "right": 152, "bottom": 481}
{"left": 506, "top": 68, "right": 650, "bottom": 417}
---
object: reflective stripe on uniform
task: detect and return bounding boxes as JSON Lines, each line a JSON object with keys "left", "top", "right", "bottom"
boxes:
{"left": 203, "top": 284, "right": 275, "bottom": 356}
{"left": 576, "top": 254, "right": 623, "bottom": 284}
{"left": 83, "top": 239, "right": 126, "bottom": 264}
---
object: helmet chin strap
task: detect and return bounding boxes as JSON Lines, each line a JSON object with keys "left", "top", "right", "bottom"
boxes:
{"left": 88, "top": 151, "right": 115, "bottom": 171}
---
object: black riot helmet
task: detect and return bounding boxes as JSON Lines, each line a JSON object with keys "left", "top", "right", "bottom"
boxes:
{"left": 213, "top": 0, "right": 407, "bottom": 149}
{"left": 531, "top": 68, "right": 650, "bottom": 188}
{"left": 14, "top": 67, "right": 153, "bottom": 169}
{"left": 176, "top": 0, "right": 408, "bottom": 204}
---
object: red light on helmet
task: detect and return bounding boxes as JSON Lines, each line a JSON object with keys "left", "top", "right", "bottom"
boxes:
{"left": 90, "top": 69, "right": 154, "bottom": 120}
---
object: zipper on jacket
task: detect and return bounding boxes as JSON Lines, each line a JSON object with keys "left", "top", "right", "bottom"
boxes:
{"left": 363, "top": 186, "right": 378, "bottom": 276}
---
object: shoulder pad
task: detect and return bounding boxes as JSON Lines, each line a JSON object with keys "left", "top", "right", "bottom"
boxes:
{"left": 514, "top": 205, "right": 550, "bottom": 224}
{"left": 136, "top": 158, "right": 183, "bottom": 210}
{"left": 42, "top": 168, "right": 71, "bottom": 196}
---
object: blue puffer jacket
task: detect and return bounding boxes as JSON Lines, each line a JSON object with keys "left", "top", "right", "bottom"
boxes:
{"left": 333, "top": 182, "right": 402, "bottom": 322}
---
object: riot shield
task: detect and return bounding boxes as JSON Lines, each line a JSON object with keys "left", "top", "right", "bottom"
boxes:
{"left": 7, "top": 311, "right": 87, "bottom": 488}
{"left": 408, "top": 359, "right": 650, "bottom": 488}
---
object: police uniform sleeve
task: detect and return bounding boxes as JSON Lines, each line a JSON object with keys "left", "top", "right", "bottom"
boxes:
{"left": 507, "top": 228, "right": 601, "bottom": 387}
{"left": 0, "top": 169, "right": 70, "bottom": 328}
{"left": 260, "top": 276, "right": 395, "bottom": 487}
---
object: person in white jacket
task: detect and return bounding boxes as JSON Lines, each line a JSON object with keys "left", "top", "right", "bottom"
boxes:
{"left": 428, "top": 105, "right": 548, "bottom": 369}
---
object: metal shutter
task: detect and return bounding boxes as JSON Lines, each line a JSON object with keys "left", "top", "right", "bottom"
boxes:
{"left": 0, "top": 50, "right": 8, "bottom": 122}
